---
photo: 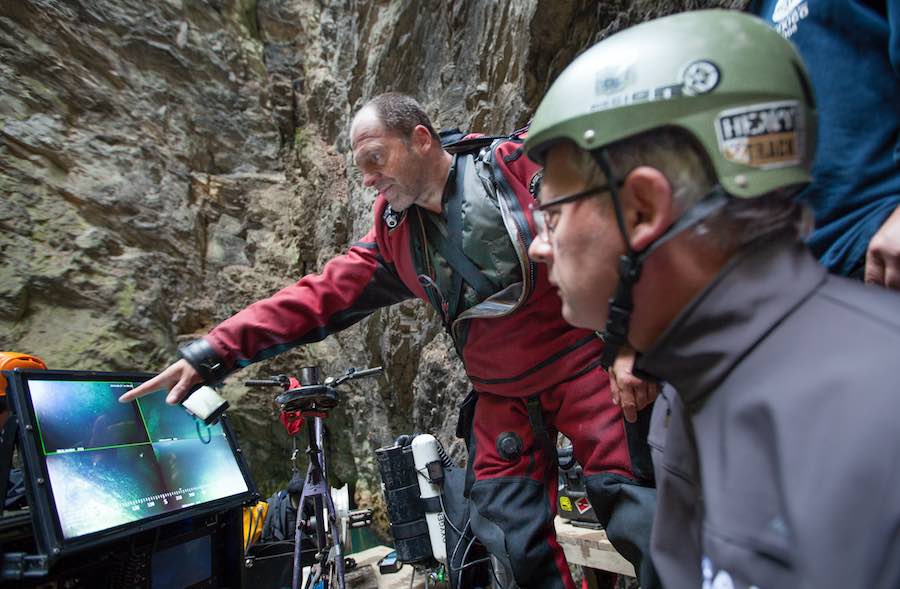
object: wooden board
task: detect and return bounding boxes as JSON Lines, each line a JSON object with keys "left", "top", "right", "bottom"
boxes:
{"left": 346, "top": 545, "right": 428, "bottom": 589}
{"left": 554, "top": 517, "right": 636, "bottom": 577}
{"left": 345, "top": 522, "right": 635, "bottom": 588}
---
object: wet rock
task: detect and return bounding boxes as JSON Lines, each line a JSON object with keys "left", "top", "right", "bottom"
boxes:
{"left": 1, "top": 0, "right": 743, "bottom": 536}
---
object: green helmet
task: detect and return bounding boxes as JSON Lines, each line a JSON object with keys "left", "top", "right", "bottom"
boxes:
{"left": 525, "top": 9, "right": 816, "bottom": 198}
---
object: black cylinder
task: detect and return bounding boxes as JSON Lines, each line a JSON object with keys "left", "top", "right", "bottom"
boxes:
{"left": 375, "top": 441, "right": 433, "bottom": 563}
{"left": 298, "top": 366, "right": 321, "bottom": 386}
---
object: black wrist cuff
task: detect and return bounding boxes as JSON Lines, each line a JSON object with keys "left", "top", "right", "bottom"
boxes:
{"left": 178, "top": 339, "right": 229, "bottom": 385}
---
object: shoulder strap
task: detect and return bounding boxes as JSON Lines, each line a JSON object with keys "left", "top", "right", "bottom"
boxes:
{"left": 440, "top": 125, "right": 529, "bottom": 156}
{"left": 443, "top": 158, "right": 467, "bottom": 320}
{"left": 526, "top": 395, "right": 556, "bottom": 475}
{"left": 443, "top": 135, "right": 504, "bottom": 155}
{"left": 423, "top": 218, "right": 495, "bottom": 305}
{"left": 439, "top": 127, "right": 467, "bottom": 146}
{"left": 423, "top": 155, "right": 495, "bottom": 308}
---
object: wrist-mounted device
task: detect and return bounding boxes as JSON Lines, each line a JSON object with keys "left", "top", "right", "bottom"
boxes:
{"left": 178, "top": 339, "right": 229, "bottom": 385}
{"left": 178, "top": 339, "right": 230, "bottom": 425}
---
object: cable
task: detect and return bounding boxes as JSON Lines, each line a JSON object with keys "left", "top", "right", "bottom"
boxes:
{"left": 435, "top": 442, "right": 454, "bottom": 467}
{"left": 446, "top": 521, "right": 506, "bottom": 589}
{"left": 450, "top": 536, "right": 478, "bottom": 572}
{"left": 419, "top": 463, "right": 477, "bottom": 588}
{"left": 488, "top": 556, "right": 504, "bottom": 589}
{"left": 449, "top": 520, "right": 470, "bottom": 573}
{"left": 195, "top": 420, "right": 212, "bottom": 444}
{"left": 409, "top": 566, "right": 415, "bottom": 589}
{"left": 457, "top": 557, "right": 491, "bottom": 569}
{"left": 457, "top": 554, "right": 505, "bottom": 589}
{"left": 438, "top": 491, "right": 464, "bottom": 535}
{"left": 245, "top": 551, "right": 296, "bottom": 564}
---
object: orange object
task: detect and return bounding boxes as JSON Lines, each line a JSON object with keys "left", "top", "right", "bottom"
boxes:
{"left": 0, "top": 352, "right": 47, "bottom": 396}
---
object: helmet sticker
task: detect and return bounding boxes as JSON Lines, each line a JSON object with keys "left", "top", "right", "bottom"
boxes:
{"left": 715, "top": 100, "right": 804, "bottom": 169}
{"left": 588, "top": 59, "right": 719, "bottom": 113}
{"left": 680, "top": 60, "right": 720, "bottom": 96}
{"left": 595, "top": 63, "right": 635, "bottom": 95}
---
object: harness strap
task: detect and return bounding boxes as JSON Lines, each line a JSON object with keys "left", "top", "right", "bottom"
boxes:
{"left": 423, "top": 156, "right": 496, "bottom": 310}
{"left": 440, "top": 125, "right": 528, "bottom": 155}
{"left": 420, "top": 495, "right": 443, "bottom": 514}
{"left": 391, "top": 519, "right": 430, "bottom": 540}
{"left": 525, "top": 395, "right": 555, "bottom": 472}
{"left": 445, "top": 154, "right": 466, "bottom": 321}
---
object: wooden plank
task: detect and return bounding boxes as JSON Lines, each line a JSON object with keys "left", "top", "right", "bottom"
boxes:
{"left": 347, "top": 524, "right": 635, "bottom": 587}
{"left": 554, "top": 517, "right": 636, "bottom": 578}
{"left": 347, "top": 545, "right": 428, "bottom": 589}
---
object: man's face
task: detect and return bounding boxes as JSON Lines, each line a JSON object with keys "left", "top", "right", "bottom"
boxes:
{"left": 527, "top": 143, "right": 624, "bottom": 330}
{"left": 350, "top": 108, "right": 428, "bottom": 212}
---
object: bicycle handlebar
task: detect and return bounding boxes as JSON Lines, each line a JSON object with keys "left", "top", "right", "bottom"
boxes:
{"left": 244, "top": 378, "right": 284, "bottom": 387}
{"left": 244, "top": 374, "right": 290, "bottom": 387}
{"left": 243, "top": 367, "right": 383, "bottom": 389}
{"left": 329, "top": 366, "right": 384, "bottom": 387}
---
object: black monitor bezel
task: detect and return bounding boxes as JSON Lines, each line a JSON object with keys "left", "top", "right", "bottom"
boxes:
{"left": 4, "top": 368, "right": 259, "bottom": 562}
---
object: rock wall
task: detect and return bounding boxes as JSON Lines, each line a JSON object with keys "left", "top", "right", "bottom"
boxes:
{"left": 0, "top": 0, "right": 744, "bottom": 533}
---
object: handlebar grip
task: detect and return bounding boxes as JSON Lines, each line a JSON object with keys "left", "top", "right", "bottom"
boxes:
{"left": 244, "top": 379, "right": 282, "bottom": 387}
{"left": 348, "top": 366, "right": 384, "bottom": 380}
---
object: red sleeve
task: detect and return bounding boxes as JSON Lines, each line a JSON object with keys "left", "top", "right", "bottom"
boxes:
{"left": 204, "top": 225, "right": 413, "bottom": 372}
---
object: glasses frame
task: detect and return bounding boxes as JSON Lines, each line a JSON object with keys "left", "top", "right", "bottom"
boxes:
{"left": 530, "top": 184, "right": 610, "bottom": 239}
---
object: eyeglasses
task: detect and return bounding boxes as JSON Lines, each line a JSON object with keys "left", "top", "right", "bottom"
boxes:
{"left": 529, "top": 185, "right": 610, "bottom": 240}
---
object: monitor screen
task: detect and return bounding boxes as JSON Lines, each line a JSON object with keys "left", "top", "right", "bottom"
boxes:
{"left": 8, "top": 371, "right": 254, "bottom": 547}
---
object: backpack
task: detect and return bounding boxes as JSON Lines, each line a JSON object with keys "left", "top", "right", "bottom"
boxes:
{"left": 439, "top": 126, "right": 531, "bottom": 156}
{"left": 260, "top": 471, "right": 306, "bottom": 542}
{"left": 260, "top": 489, "right": 298, "bottom": 542}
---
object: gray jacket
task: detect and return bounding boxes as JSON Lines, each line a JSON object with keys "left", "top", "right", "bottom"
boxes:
{"left": 638, "top": 232, "right": 900, "bottom": 589}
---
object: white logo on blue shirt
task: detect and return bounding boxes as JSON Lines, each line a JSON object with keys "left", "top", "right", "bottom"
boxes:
{"left": 770, "top": 0, "right": 809, "bottom": 39}
{"left": 772, "top": 0, "right": 804, "bottom": 21}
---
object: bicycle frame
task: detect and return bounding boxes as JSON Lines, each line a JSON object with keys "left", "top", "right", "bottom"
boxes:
{"left": 246, "top": 366, "right": 382, "bottom": 589}
{"left": 293, "top": 412, "right": 344, "bottom": 589}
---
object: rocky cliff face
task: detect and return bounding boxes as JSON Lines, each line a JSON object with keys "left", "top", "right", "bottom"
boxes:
{"left": 1, "top": 0, "right": 744, "bottom": 530}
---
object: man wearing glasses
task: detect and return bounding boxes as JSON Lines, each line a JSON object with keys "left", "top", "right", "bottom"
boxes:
{"left": 526, "top": 10, "right": 900, "bottom": 587}
{"left": 121, "top": 93, "right": 660, "bottom": 588}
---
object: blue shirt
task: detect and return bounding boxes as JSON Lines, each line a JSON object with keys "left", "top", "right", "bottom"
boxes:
{"left": 750, "top": 0, "right": 900, "bottom": 276}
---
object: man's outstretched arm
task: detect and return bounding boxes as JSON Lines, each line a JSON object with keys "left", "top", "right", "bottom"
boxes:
{"left": 119, "top": 227, "right": 413, "bottom": 404}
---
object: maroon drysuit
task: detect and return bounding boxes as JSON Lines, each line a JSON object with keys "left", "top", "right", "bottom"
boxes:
{"left": 199, "top": 137, "right": 658, "bottom": 588}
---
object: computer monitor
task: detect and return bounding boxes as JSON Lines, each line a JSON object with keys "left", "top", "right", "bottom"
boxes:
{"left": 4, "top": 369, "right": 257, "bottom": 560}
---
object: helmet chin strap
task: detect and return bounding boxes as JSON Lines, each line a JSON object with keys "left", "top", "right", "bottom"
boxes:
{"left": 591, "top": 149, "right": 730, "bottom": 369}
